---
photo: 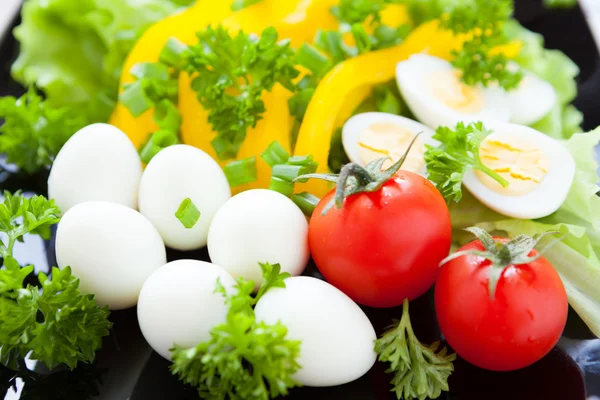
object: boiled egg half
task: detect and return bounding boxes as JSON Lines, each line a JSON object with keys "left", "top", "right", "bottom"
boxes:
{"left": 396, "top": 54, "right": 511, "bottom": 129}
{"left": 342, "top": 112, "right": 437, "bottom": 176}
{"left": 506, "top": 62, "right": 557, "bottom": 126}
{"left": 463, "top": 122, "right": 575, "bottom": 220}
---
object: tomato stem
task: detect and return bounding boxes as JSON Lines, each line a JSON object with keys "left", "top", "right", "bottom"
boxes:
{"left": 440, "top": 227, "right": 565, "bottom": 300}
{"left": 296, "top": 134, "right": 422, "bottom": 215}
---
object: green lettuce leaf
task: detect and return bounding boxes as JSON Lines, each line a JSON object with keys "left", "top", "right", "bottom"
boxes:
{"left": 505, "top": 20, "right": 582, "bottom": 139}
{"left": 543, "top": 128, "right": 600, "bottom": 230}
{"left": 11, "top": 0, "right": 191, "bottom": 123}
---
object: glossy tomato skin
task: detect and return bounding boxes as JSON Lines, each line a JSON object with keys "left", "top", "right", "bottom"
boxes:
{"left": 435, "top": 238, "right": 568, "bottom": 372}
{"left": 309, "top": 171, "right": 452, "bottom": 308}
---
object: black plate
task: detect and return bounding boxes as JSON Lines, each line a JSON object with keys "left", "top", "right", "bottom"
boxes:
{"left": 2, "top": 1, "right": 600, "bottom": 399}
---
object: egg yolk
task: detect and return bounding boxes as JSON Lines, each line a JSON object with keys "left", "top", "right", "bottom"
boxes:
{"left": 429, "top": 70, "right": 485, "bottom": 113}
{"left": 357, "top": 123, "right": 425, "bottom": 172}
{"left": 475, "top": 134, "right": 550, "bottom": 196}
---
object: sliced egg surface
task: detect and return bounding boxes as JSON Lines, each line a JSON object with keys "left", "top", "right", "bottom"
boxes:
{"left": 396, "top": 54, "right": 511, "bottom": 129}
{"left": 506, "top": 63, "right": 557, "bottom": 126}
{"left": 342, "top": 112, "right": 437, "bottom": 176}
{"left": 463, "top": 122, "right": 575, "bottom": 220}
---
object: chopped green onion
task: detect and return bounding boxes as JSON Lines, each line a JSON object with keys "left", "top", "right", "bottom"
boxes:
{"left": 224, "top": 157, "right": 258, "bottom": 187}
{"left": 376, "top": 88, "right": 402, "bottom": 115}
{"left": 120, "top": 80, "right": 153, "bottom": 117}
{"left": 351, "top": 24, "right": 372, "bottom": 54}
{"left": 288, "top": 88, "right": 315, "bottom": 121}
{"left": 287, "top": 155, "right": 315, "bottom": 166}
{"left": 139, "top": 129, "right": 178, "bottom": 163}
{"left": 211, "top": 135, "right": 238, "bottom": 161}
{"left": 296, "top": 44, "right": 332, "bottom": 77}
{"left": 269, "top": 177, "right": 294, "bottom": 198}
{"left": 231, "top": 0, "right": 262, "bottom": 11}
{"left": 175, "top": 198, "right": 201, "bottom": 229}
{"left": 154, "top": 100, "right": 182, "bottom": 132}
{"left": 260, "top": 141, "right": 290, "bottom": 167}
{"left": 159, "top": 37, "right": 188, "bottom": 69}
{"left": 292, "top": 192, "right": 320, "bottom": 217}
{"left": 315, "top": 30, "right": 347, "bottom": 64}
{"left": 130, "top": 62, "right": 170, "bottom": 81}
{"left": 272, "top": 164, "right": 317, "bottom": 183}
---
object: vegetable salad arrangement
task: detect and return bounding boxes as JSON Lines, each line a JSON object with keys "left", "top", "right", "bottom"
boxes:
{"left": 0, "top": 0, "right": 598, "bottom": 399}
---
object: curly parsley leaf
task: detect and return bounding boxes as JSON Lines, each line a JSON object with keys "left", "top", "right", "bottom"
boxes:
{"left": 440, "top": 0, "right": 522, "bottom": 89}
{"left": 183, "top": 25, "right": 299, "bottom": 161}
{"left": 0, "top": 89, "right": 88, "bottom": 174}
{"left": 424, "top": 122, "right": 508, "bottom": 203}
{"left": 170, "top": 262, "right": 300, "bottom": 400}
{"left": 0, "top": 267, "right": 112, "bottom": 370}
{"left": 0, "top": 191, "right": 61, "bottom": 259}
{"left": 0, "top": 192, "right": 112, "bottom": 371}
{"left": 375, "top": 299, "right": 456, "bottom": 400}
{"left": 254, "top": 262, "right": 292, "bottom": 305}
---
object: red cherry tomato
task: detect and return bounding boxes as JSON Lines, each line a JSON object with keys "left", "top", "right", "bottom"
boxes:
{"left": 308, "top": 171, "right": 452, "bottom": 308}
{"left": 435, "top": 238, "right": 568, "bottom": 371}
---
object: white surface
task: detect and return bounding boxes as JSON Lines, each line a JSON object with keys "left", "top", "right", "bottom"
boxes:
{"left": 0, "top": 0, "right": 21, "bottom": 41}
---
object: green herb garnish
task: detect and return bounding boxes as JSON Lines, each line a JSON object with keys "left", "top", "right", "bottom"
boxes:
{"left": 375, "top": 299, "right": 456, "bottom": 400}
{"left": 175, "top": 198, "right": 201, "bottom": 229}
{"left": 261, "top": 141, "right": 319, "bottom": 198}
{"left": 0, "top": 191, "right": 111, "bottom": 370}
{"left": 170, "top": 262, "right": 301, "bottom": 400}
{"left": 440, "top": 0, "right": 522, "bottom": 89}
{"left": 425, "top": 121, "right": 509, "bottom": 203}
{"left": 224, "top": 157, "right": 258, "bottom": 187}
{"left": 183, "top": 26, "right": 299, "bottom": 161}
{"left": 0, "top": 88, "right": 88, "bottom": 174}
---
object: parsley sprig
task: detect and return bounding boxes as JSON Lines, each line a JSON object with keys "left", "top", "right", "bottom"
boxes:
{"left": 170, "top": 262, "right": 301, "bottom": 400}
{"left": 424, "top": 121, "right": 509, "bottom": 203}
{"left": 0, "top": 191, "right": 111, "bottom": 371}
{"left": 182, "top": 26, "right": 299, "bottom": 161}
{"left": 440, "top": 0, "right": 522, "bottom": 89}
{"left": 0, "top": 89, "right": 88, "bottom": 174}
{"left": 375, "top": 299, "right": 456, "bottom": 400}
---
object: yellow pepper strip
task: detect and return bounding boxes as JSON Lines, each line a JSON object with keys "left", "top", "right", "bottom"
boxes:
{"left": 109, "top": 0, "right": 233, "bottom": 149}
{"left": 294, "top": 20, "right": 465, "bottom": 197}
{"left": 178, "top": 0, "right": 338, "bottom": 191}
{"left": 294, "top": 19, "right": 522, "bottom": 198}
{"left": 235, "top": 84, "right": 294, "bottom": 194}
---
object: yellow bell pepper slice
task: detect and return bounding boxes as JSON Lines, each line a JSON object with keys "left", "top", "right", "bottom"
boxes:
{"left": 179, "top": 77, "right": 294, "bottom": 193}
{"left": 178, "top": 0, "right": 338, "bottom": 191}
{"left": 235, "top": 84, "right": 295, "bottom": 194}
{"left": 109, "top": 0, "right": 233, "bottom": 149}
{"left": 294, "top": 19, "right": 523, "bottom": 198}
{"left": 293, "top": 20, "right": 465, "bottom": 197}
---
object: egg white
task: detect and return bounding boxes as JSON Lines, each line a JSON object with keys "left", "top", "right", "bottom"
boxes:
{"left": 396, "top": 54, "right": 511, "bottom": 130}
{"left": 342, "top": 112, "right": 437, "bottom": 177}
{"left": 463, "top": 122, "right": 575, "bottom": 220}
{"left": 507, "top": 68, "right": 557, "bottom": 126}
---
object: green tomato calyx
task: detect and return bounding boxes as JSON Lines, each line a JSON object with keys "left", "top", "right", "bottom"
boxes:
{"left": 294, "top": 133, "right": 422, "bottom": 215}
{"left": 440, "top": 227, "right": 564, "bottom": 299}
